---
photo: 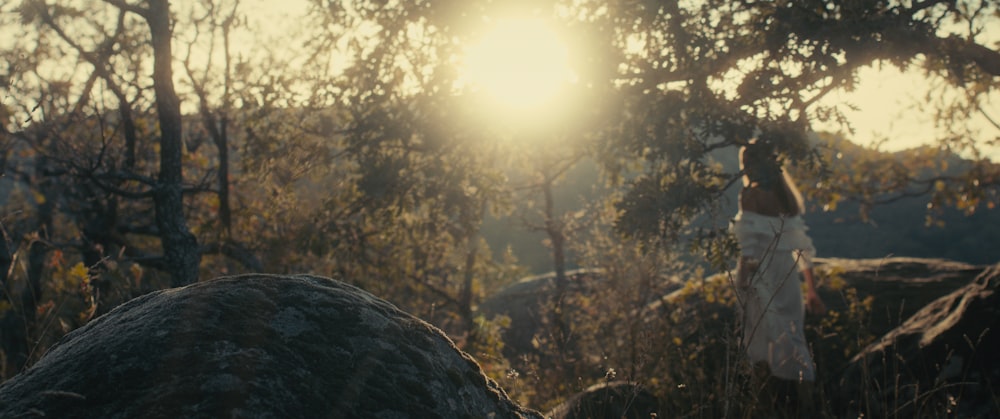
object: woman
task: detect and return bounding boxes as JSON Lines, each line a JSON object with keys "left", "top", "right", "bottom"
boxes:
{"left": 731, "top": 139, "right": 826, "bottom": 383}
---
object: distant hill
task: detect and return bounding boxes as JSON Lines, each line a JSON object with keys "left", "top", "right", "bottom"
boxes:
{"left": 716, "top": 135, "right": 1000, "bottom": 265}
{"left": 482, "top": 135, "right": 1000, "bottom": 273}
{"left": 806, "top": 184, "right": 1000, "bottom": 265}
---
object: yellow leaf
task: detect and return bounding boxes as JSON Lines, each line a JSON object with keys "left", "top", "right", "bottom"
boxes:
{"left": 69, "top": 262, "right": 89, "bottom": 282}
{"left": 33, "top": 191, "right": 46, "bottom": 204}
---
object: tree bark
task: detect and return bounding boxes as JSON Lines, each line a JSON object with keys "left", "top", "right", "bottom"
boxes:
{"left": 215, "top": 117, "right": 232, "bottom": 233}
{"left": 543, "top": 178, "right": 568, "bottom": 299}
{"left": 459, "top": 233, "right": 477, "bottom": 340}
{"left": 146, "top": 0, "right": 200, "bottom": 286}
{"left": 1, "top": 160, "right": 56, "bottom": 378}
{"left": 0, "top": 216, "right": 25, "bottom": 380}
{"left": 542, "top": 176, "right": 571, "bottom": 358}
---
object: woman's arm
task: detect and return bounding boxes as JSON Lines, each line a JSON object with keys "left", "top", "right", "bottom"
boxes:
{"left": 801, "top": 267, "right": 827, "bottom": 315}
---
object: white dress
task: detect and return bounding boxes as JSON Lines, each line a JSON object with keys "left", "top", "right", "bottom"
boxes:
{"left": 731, "top": 210, "right": 817, "bottom": 382}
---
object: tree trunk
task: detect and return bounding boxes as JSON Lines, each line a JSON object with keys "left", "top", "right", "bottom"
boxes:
{"left": 0, "top": 218, "right": 25, "bottom": 380}
{"left": 542, "top": 177, "right": 571, "bottom": 358}
{"left": 543, "top": 178, "right": 568, "bottom": 301}
{"left": 146, "top": 0, "right": 200, "bottom": 286}
{"left": 459, "top": 233, "right": 477, "bottom": 340}
{"left": 2, "top": 166, "right": 56, "bottom": 377}
{"left": 215, "top": 116, "right": 232, "bottom": 233}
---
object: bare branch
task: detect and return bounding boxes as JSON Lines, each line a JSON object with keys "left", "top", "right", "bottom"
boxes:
{"left": 980, "top": 108, "right": 1000, "bottom": 131}
{"left": 101, "top": 0, "right": 148, "bottom": 17}
{"left": 89, "top": 180, "right": 156, "bottom": 199}
{"left": 947, "top": 37, "right": 1000, "bottom": 77}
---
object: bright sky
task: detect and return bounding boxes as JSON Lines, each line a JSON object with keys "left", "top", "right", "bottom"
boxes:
{"left": 459, "top": 17, "right": 576, "bottom": 112}
{"left": 240, "top": 0, "right": 314, "bottom": 56}
{"left": 816, "top": 66, "right": 1000, "bottom": 157}
{"left": 820, "top": 67, "right": 930, "bottom": 147}
{"left": 3, "top": 0, "right": 993, "bottom": 154}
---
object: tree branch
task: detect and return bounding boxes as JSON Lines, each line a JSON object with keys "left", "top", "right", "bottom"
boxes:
{"left": 101, "top": 0, "right": 148, "bottom": 17}
{"left": 960, "top": 40, "right": 1000, "bottom": 77}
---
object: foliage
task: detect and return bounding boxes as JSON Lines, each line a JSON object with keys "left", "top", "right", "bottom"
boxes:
{"left": 488, "top": 200, "right": 686, "bottom": 410}
{"left": 492, "top": 220, "right": 885, "bottom": 417}
{"left": 580, "top": 0, "right": 1000, "bottom": 242}
{"left": 0, "top": 0, "right": 519, "bottom": 379}
{"left": 799, "top": 132, "right": 999, "bottom": 220}
{"left": 1, "top": 2, "right": 998, "bottom": 417}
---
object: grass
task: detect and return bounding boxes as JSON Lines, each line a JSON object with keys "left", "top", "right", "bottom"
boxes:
{"left": 472, "top": 262, "right": 998, "bottom": 418}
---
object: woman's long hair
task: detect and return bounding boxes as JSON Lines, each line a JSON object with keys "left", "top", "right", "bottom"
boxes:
{"left": 740, "top": 140, "right": 805, "bottom": 216}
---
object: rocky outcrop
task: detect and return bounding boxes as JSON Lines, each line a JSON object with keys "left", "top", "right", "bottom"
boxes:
{"left": 546, "top": 381, "right": 660, "bottom": 419}
{"left": 478, "top": 269, "right": 687, "bottom": 351}
{"left": 836, "top": 263, "right": 1000, "bottom": 419}
{"left": 481, "top": 258, "right": 980, "bottom": 369}
{"left": 815, "top": 257, "right": 984, "bottom": 337}
{"left": 0, "top": 274, "right": 542, "bottom": 419}
{"left": 476, "top": 269, "right": 608, "bottom": 363}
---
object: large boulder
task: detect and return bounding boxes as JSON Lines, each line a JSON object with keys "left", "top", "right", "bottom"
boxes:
{"left": 815, "top": 257, "right": 984, "bottom": 337}
{"left": 836, "top": 263, "right": 1000, "bottom": 418}
{"left": 0, "top": 274, "right": 542, "bottom": 418}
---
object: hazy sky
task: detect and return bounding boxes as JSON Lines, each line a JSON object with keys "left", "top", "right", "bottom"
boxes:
{"left": 10, "top": 0, "right": 992, "bottom": 157}
{"left": 817, "top": 66, "right": 999, "bottom": 156}
{"left": 242, "top": 1, "right": 997, "bottom": 157}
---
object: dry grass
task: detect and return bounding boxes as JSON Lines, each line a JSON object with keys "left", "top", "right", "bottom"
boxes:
{"left": 474, "top": 263, "right": 997, "bottom": 418}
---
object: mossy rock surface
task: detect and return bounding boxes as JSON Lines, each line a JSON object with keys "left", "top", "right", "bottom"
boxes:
{"left": 0, "top": 274, "right": 541, "bottom": 419}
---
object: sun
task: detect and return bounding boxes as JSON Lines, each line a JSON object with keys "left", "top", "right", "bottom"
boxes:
{"left": 461, "top": 18, "right": 575, "bottom": 111}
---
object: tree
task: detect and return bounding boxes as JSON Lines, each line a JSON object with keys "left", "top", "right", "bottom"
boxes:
{"left": 292, "top": 0, "right": 520, "bottom": 339}
{"left": 0, "top": 0, "right": 305, "bottom": 377}
{"left": 2, "top": 1, "right": 997, "bottom": 409}
{"left": 139, "top": 0, "right": 201, "bottom": 286}
{"left": 13, "top": 0, "right": 200, "bottom": 287}
{"left": 580, "top": 0, "right": 1000, "bottom": 243}
{"left": 0, "top": 0, "right": 205, "bottom": 377}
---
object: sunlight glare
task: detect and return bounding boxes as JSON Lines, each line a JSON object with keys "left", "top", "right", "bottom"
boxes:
{"left": 461, "top": 18, "right": 575, "bottom": 111}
